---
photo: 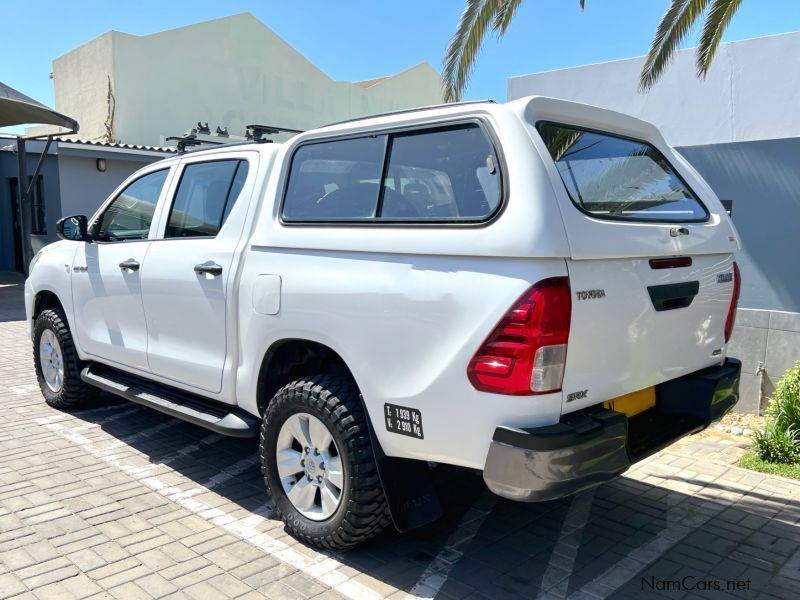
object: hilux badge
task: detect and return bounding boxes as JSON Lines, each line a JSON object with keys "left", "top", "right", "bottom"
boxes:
{"left": 717, "top": 272, "right": 733, "bottom": 283}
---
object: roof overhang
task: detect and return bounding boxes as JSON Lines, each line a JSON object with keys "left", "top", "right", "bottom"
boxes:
{"left": 0, "top": 80, "right": 78, "bottom": 134}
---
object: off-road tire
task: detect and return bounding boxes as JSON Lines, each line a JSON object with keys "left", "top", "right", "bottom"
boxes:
{"left": 260, "top": 374, "right": 391, "bottom": 549}
{"left": 33, "top": 309, "right": 98, "bottom": 409}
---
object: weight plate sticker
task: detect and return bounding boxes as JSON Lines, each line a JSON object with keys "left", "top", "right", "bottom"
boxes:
{"left": 384, "top": 403, "right": 424, "bottom": 439}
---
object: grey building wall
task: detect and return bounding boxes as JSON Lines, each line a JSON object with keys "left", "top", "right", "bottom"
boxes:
{"left": 677, "top": 139, "right": 800, "bottom": 313}
{"left": 57, "top": 153, "right": 160, "bottom": 218}
{"left": 0, "top": 142, "right": 61, "bottom": 269}
{"left": 729, "top": 310, "right": 800, "bottom": 414}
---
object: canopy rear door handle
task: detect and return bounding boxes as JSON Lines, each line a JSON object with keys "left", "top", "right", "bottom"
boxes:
{"left": 194, "top": 262, "right": 223, "bottom": 277}
{"left": 118, "top": 259, "right": 140, "bottom": 272}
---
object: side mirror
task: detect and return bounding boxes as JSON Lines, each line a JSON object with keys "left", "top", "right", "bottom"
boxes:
{"left": 56, "top": 215, "right": 91, "bottom": 242}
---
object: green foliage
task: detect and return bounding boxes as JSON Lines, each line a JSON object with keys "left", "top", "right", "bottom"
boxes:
{"left": 766, "top": 361, "right": 800, "bottom": 432}
{"left": 751, "top": 361, "right": 800, "bottom": 464}
{"left": 752, "top": 422, "right": 799, "bottom": 464}
{"left": 739, "top": 452, "right": 800, "bottom": 480}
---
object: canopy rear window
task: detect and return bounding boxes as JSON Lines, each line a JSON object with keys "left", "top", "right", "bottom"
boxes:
{"left": 537, "top": 123, "right": 708, "bottom": 222}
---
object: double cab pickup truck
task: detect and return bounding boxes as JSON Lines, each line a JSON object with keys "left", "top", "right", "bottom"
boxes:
{"left": 26, "top": 96, "right": 741, "bottom": 549}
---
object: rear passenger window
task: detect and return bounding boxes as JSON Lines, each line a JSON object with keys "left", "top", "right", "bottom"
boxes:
{"left": 282, "top": 123, "right": 501, "bottom": 223}
{"left": 166, "top": 160, "right": 249, "bottom": 238}
{"left": 282, "top": 137, "right": 385, "bottom": 221}
{"left": 537, "top": 123, "right": 708, "bottom": 222}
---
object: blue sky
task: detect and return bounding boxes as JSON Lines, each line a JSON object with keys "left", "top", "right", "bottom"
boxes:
{"left": 3, "top": 0, "right": 800, "bottom": 131}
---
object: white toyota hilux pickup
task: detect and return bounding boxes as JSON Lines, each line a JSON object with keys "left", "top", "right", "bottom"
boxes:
{"left": 26, "top": 96, "right": 742, "bottom": 549}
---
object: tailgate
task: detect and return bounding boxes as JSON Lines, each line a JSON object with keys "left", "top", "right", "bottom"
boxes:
{"left": 562, "top": 253, "right": 736, "bottom": 413}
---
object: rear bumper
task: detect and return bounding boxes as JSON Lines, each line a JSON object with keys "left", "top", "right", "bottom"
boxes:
{"left": 483, "top": 358, "right": 741, "bottom": 502}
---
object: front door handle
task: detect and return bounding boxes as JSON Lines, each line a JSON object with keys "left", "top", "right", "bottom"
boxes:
{"left": 119, "top": 259, "right": 140, "bottom": 272}
{"left": 194, "top": 261, "right": 223, "bottom": 277}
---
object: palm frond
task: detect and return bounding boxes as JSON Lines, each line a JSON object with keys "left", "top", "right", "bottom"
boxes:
{"left": 444, "top": 0, "right": 588, "bottom": 102}
{"left": 696, "top": 0, "right": 742, "bottom": 77}
{"left": 443, "top": 0, "right": 504, "bottom": 102}
{"left": 493, "top": 0, "right": 525, "bottom": 37}
{"left": 639, "top": 0, "right": 711, "bottom": 91}
{"left": 539, "top": 126, "right": 584, "bottom": 162}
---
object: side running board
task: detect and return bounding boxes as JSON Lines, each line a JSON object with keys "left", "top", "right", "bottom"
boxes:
{"left": 81, "top": 364, "right": 259, "bottom": 438}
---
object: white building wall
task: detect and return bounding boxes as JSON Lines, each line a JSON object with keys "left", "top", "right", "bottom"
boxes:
{"left": 508, "top": 31, "right": 800, "bottom": 147}
{"left": 51, "top": 32, "right": 116, "bottom": 142}
{"left": 50, "top": 13, "right": 443, "bottom": 146}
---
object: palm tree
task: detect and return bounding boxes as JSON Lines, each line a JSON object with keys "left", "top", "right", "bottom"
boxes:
{"left": 443, "top": 0, "right": 745, "bottom": 102}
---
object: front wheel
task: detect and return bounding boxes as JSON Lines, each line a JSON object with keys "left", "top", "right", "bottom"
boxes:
{"left": 260, "top": 375, "right": 390, "bottom": 549}
{"left": 33, "top": 308, "right": 98, "bottom": 409}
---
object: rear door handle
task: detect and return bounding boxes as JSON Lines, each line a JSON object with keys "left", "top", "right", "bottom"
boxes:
{"left": 118, "top": 259, "right": 140, "bottom": 272}
{"left": 194, "top": 261, "right": 223, "bottom": 277}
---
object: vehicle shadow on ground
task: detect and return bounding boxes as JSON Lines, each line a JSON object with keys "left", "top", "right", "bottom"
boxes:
{"left": 63, "top": 395, "right": 800, "bottom": 600}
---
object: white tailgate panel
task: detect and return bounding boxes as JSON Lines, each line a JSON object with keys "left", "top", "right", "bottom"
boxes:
{"left": 561, "top": 253, "right": 735, "bottom": 413}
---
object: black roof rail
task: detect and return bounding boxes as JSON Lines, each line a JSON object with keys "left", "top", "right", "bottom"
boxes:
{"left": 166, "top": 124, "right": 304, "bottom": 153}
{"left": 165, "top": 133, "right": 212, "bottom": 153}
{"left": 321, "top": 99, "right": 496, "bottom": 129}
{"left": 246, "top": 124, "right": 304, "bottom": 142}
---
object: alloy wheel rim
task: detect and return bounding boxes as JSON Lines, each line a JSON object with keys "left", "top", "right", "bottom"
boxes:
{"left": 275, "top": 412, "right": 344, "bottom": 521}
{"left": 39, "top": 330, "right": 64, "bottom": 393}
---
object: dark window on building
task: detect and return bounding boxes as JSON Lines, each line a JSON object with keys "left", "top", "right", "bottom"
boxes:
{"left": 94, "top": 169, "right": 169, "bottom": 242}
{"left": 537, "top": 122, "right": 708, "bottom": 222}
{"left": 9, "top": 176, "right": 46, "bottom": 235}
{"left": 165, "top": 160, "right": 249, "bottom": 238}
{"left": 281, "top": 122, "right": 502, "bottom": 223}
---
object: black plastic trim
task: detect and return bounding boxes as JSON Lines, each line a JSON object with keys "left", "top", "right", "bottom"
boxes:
{"left": 647, "top": 281, "right": 700, "bottom": 312}
{"left": 81, "top": 364, "right": 259, "bottom": 438}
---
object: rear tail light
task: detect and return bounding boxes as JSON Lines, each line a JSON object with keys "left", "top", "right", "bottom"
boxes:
{"left": 468, "top": 278, "right": 571, "bottom": 395}
{"left": 724, "top": 262, "right": 741, "bottom": 343}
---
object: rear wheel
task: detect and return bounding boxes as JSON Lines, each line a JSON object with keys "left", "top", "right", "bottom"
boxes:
{"left": 260, "top": 375, "right": 390, "bottom": 549}
{"left": 33, "top": 309, "right": 98, "bottom": 409}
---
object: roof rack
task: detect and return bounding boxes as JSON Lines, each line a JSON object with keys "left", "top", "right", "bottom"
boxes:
{"left": 164, "top": 133, "right": 221, "bottom": 153}
{"left": 322, "top": 99, "right": 495, "bottom": 128}
{"left": 246, "top": 124, "right": 304, "bottom": 142}
{"left": 166, "top": 123, "right": 305, "bottom": 153}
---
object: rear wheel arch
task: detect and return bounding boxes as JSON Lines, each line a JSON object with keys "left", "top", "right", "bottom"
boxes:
{"left": 256, "top": 339, "right": 359, "bottom": 417}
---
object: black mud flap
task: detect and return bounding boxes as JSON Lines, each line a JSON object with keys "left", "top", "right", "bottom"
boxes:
{"left": 367, "top": 421, "right": 442, "bottom": 532}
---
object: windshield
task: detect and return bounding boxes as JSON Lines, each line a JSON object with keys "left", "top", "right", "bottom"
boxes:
{"left": 537, "top": 123, "right": 708, "bottom": 222}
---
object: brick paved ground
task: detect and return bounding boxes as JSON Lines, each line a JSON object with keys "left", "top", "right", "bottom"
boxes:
{"left": 2, "top": 271, "right": 800, "bottom": 600}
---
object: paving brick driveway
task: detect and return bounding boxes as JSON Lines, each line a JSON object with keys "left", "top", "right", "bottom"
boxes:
{"left": 2, "top": 272, "right": 800, "bottom": 600}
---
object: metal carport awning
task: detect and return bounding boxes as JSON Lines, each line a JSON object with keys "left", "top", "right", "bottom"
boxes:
{"left": 0, "top": 81, "right": 77, "bottom": 131}
{"left": 1, "top": 80, "right": 79, "bottom": 272}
